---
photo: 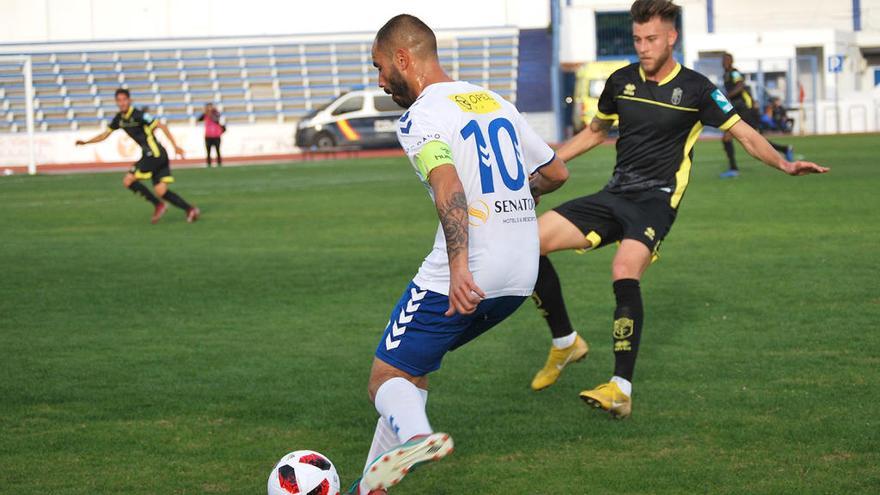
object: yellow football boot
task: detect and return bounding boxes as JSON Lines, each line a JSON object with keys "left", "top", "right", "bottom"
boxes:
{"left": 579, "top": 381, "right": 632, "bottom": 419}
{"left": 530, "top": 335, "right": 589, "bottom": 391}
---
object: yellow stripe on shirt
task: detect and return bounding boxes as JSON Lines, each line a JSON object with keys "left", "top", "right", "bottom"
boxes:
{"left": 617, "top": 95, "right": 698, "bottom": 112}
{"left": 670, "top": 122, "right": 704, "bottom": 209}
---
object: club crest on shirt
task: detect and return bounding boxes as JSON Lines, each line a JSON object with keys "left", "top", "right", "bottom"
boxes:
{"left": 623, "top": 83, "right": 636, "bottom": 96}
{"left": 671, "top": 87, "right": 683, "bottom": 105}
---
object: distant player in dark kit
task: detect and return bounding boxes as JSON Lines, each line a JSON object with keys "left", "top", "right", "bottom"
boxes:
{"left": 528, "top": 0, "right": 828, "bottom": 418}
{"left": 720, "top": 52, "right": 794, "bottom": 178}
{"left": 76, "top": 88, "right": 200, "bottom": 223}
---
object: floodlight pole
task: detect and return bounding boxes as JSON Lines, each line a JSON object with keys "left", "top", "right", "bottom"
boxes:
{"left": 22, "top": 56, "right": 36, "bottom": 175}
{"left": 834, "top": 68, "right": 840, "bottom": 134}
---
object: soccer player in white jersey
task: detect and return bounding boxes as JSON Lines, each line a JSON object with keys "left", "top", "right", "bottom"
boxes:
{"left": 348, "top": 14, "right": 570, "bottom": 495}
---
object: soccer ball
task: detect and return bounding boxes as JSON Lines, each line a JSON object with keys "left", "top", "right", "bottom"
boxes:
{"left": 268, "top": 450, "right": 340, "bottom": 495}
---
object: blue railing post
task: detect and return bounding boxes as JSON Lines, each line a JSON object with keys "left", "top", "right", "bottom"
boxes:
{"left": 551, "top": 0, "right": 563, "bottom": 143}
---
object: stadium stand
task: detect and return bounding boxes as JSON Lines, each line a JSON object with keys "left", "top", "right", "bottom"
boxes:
{"left": 0, "top": 32, "right": 518, "bottom": 133}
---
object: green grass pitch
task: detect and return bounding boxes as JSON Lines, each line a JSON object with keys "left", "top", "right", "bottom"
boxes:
{"left": 1, "top": 134, "right": 878, "bottom": 494}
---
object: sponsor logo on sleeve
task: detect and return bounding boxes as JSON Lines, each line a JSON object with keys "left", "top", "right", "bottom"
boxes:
{"left": 711, "top": 89, "right": 734, "bottom": 113}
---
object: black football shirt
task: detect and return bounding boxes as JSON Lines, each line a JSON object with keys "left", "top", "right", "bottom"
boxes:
{"left": 723, "top": 67, "right": 755, "bottom": 109}
{"left": 596, "top": 63, "right": 740, "bottom": 208}
{"left": 109, "top": 107, "right": 166, "bottom": 159}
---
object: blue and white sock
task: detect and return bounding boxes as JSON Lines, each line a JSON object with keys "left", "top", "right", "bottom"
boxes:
{"left": 374, "top": 377, "right": 432, "bottom": 443}
{"left": 361, "top": 381, "right": 430, "bottom": 492}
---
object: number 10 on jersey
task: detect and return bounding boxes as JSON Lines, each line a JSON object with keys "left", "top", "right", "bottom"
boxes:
{"left": 460, "top": 118, "right": 526, "bottom": 194}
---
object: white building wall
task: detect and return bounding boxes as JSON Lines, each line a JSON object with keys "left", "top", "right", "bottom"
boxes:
{"left": 867, "top": 0, "right": 880, "bottom": 30}
{"left": 685, "top": 29, "right": 861, "bottom": 97}
{"left": 713, "top": 0, "right": 856, "bottom": 32}
{"left": 558, "top": 0, "right": 878, "bottom": 61}
{"left": 0, "top": 0, "right": 550, "bottom": 43}
{"left": 558, "top": 0, "right": 879, "bottom": 132}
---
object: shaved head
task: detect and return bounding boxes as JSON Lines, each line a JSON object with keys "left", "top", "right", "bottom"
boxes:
{"left": 375, "top": 14, "right": 438, "bottom": 60}
{"left": 372, "top": 14, "right": 450, "bottom": 108}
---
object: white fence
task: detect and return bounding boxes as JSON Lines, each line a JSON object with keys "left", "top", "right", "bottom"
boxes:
{"left": 0, "top": 122, "right": 297, "bottom": 169}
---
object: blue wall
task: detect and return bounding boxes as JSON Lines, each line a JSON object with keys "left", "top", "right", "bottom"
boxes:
{"left": 516, "top": 28, "right": 553, "bottom": 112}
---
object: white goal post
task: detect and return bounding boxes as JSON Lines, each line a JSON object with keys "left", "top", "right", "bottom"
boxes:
{"left": 0, "top": 54, "right": 36, "bottom": 175}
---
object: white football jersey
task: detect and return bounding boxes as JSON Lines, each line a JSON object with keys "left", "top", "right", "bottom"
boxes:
{"left": 397, "top": 81, "right": 555, "bottom": 298}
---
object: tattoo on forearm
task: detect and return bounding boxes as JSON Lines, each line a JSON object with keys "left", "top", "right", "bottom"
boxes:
{"left": 590, "top": 117, "right": 613, "bottom": 133}
{"left": 437, "top": 191, "right": 469, "bottom": 262}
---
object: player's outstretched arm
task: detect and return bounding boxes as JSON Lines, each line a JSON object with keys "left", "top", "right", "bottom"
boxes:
{"left": 156, "top": 121, "right": 186, "bottom": 159}
{"left": 428, "top": 164, "right": 486, "bottom": 317}
{"left": 729, "top": 120, "right": 829, "bottom": 176}
{"left": 556, "top": 117, "right": 613, "bottom": 162}
{"left": 75, "top": 128, "right": 113, "bottom": 146}
{"left": 529, "top": 155, "right": 569, "bottom": 198}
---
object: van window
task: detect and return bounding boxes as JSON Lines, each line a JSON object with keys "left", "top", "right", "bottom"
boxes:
{"left": 332, "top": 96, "right": 364, "bottom": 115}
{"left": 374, "top": 94, "right": 404, "bottom": 112}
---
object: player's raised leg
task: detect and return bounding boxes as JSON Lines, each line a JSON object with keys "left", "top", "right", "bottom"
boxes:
{"left": 580, "top": 239, "right": 651, "bottom": 418}
{"left": 153, "top": 180, "right": 200, "bottom": 223}
{"left": 530, "top": 210, "right": 593, "bottom": 391}
{"left": 122, "top": 172, "right": 166, "bottom": 223}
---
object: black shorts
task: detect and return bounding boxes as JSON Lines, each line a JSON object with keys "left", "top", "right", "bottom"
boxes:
{"left": 553, "top": 189, "right": 677, "bottom": 254}
{"left": 130, "top": 154, "right": 173, "bottom": 185}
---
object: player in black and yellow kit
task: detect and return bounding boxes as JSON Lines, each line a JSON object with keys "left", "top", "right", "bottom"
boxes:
{"left": 720, "top": 52, "right": 794, "bottom": 178}
{"left": 76, "top": 89, "right": 200, "bottom": 223}
{"left": 528, "top": 0, "right": 828, "bottom": 418}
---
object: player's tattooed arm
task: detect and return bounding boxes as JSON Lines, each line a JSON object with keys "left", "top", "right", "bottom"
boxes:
{"left": 428, "top": 165, "right": 470, "bottom": 266}
{"left": 557, "top": 117, "right": 612, "bottom": 162}
{"left": 428, "top": 164, "right": 486, "bottom": 316}
{"left": 590, "top": 117, "right": 614, "bottom": 133}
{"left": 436, "top": 189, "right": 469, "bottom": 264}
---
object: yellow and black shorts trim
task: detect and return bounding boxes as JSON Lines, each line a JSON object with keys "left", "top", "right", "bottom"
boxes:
{"left": 130, "top": 154, "right": 173, "bottom": 185}
{"left": 574, "top": 230, "right": 603, "bottom": 254}
{"left": 553, "top": 189, "right": 676, "bottom": 263}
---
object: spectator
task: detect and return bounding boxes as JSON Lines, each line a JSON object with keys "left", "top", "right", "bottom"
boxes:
{"left": 769, "top": 97, "right": 794, "bottom": 132}
{"left": 197, "top": 103, "right": 224, "bottom": 167}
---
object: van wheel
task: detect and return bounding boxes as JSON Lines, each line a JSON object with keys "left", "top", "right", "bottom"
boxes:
{"left": 314, "top": 132, "right": 336, "bottom": 149}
